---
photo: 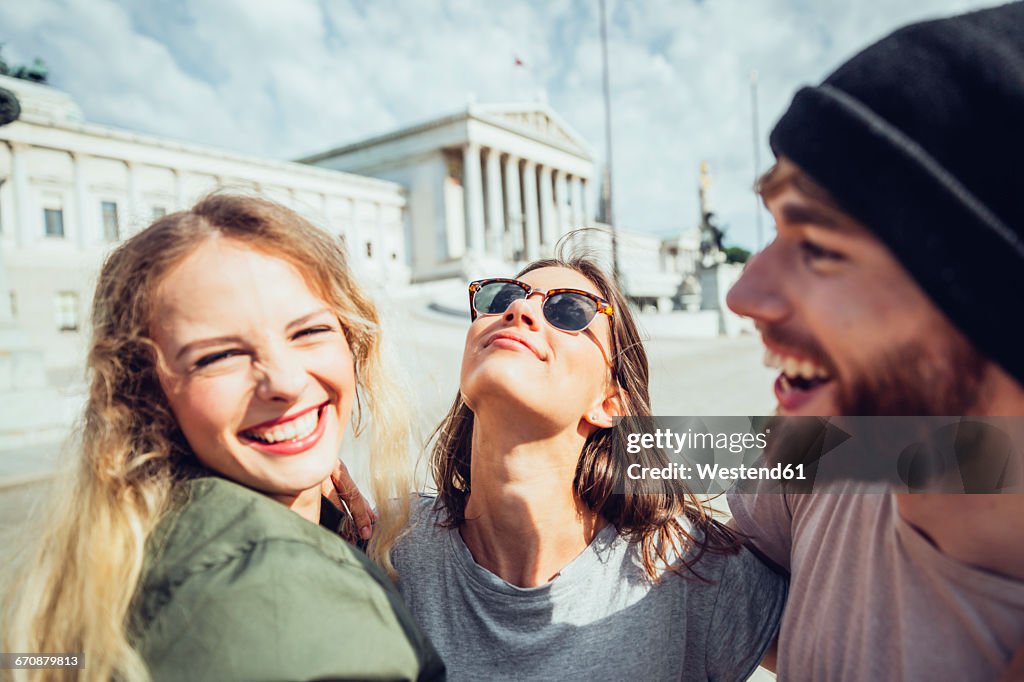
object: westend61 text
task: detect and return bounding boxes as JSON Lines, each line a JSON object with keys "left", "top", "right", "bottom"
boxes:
{"left": 625, "top": 428, "right": 769, "bottom": 455}
{"left": 626, "top": 462, "right": 807, "bottom": 482}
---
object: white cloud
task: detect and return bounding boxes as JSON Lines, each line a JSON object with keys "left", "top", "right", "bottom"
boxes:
{"left": 0, "top": 0, "right": 1001, "bottom": 250}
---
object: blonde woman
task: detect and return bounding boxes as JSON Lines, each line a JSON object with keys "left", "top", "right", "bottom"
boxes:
{"left": 383, "top": 257, "right": 785, "bottom": 680}
{"left": 2, "top": 195, "right": 443, "bottom": 681}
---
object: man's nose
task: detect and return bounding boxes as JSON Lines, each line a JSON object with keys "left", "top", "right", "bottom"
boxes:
{"left": 726, "top": 245, "right": 789, "bottom": 323}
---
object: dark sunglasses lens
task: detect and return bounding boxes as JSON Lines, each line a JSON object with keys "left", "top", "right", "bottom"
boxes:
{"left": 474, "top": 282, "right": 526, "bottom": 315}
{"left": 543, "top": 292, "right": 598, "bottom": 331}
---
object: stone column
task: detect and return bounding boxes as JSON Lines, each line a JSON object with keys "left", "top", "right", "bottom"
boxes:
{"left": 370, "top": 201, "right": 381, "bottom": 266}
{"left": 319, "top": 193, "right": 329, "bottom": 230}
{"left": 504, "top": 155, "right": 523, "bottom": 259}
{"left": 340, "top": 197, "right": 354, "bottom": 248}
{"left": 484, "top": 147, "right": 505, "bottom": 258}
{"left": 462, "top": 143, "right": 485, "bottom": 256}
{"left": 538, "top": 165, "right": 555, "bottom": 254}
{"left": 0, "top": 241, "right": 10, "bottom": 325}
{"left": 521, "top": 160, "right": 540, "bottom": 261}
{"left": 126, "top": 160, "right": 143, "bottom": 235}
{"left": 554, "top": 169, "right": 570, "bottom": 239}
{"left": 71, "top": 151, "right": 90, "bottom": 249}
{"left": 10, "top": 142, "right": 32, "bottom": 248}
{"left": 571, "top": 175, "right": 585, "bottom": 230}
{"left": 173, "top": 169, "right": 187, "bottom": 209}
{"left": 0, "top": 165, "right": 12, "bottom": 322}
{"left": 581, "top": 178, "right": 591, "bottom": 226}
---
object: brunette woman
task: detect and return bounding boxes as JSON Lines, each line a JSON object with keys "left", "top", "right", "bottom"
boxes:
{"left": 389, "top": 256, "right": 784, "bottom": 681}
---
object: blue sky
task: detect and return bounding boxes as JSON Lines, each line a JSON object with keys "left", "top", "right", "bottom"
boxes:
{"left": 0, "top": 0, "right": 999, "bottom": 250}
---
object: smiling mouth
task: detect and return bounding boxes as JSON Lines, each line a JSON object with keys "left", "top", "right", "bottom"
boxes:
{"left": 487, "top": 333, "right": 544, "bottom": 360}
{"left": 764, "top": 348, "right": 835, "bottom": 411}
{"left": 239, "top": 402, "right": 327, "bottom": 444}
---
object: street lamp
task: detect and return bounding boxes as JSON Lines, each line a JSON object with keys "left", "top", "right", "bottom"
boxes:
{"left": 599, "top": 0, "right": 620, "bottom": 286}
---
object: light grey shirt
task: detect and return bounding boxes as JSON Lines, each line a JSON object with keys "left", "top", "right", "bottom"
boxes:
{"left": 392, "top": 496, "right": 785, "bottom": 681}
{"left": 728, "top": 491, "right": 1024, "bottom": 681}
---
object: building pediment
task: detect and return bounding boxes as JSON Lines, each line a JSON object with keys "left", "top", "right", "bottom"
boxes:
{"left": 472, "top": 104, "right": 593, "bottom": 160}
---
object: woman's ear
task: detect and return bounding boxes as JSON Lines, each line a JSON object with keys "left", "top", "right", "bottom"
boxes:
{"left": 583, "top": 389, "right": 623, "bottom": 429}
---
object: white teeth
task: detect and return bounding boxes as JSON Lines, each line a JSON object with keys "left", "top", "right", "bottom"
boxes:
{"left": 243, "top": 408, "right": 320, "bottom": 444}
{"left": 764, "top": 348, "right": 832, "bottom": 381}
{"left": 780, "top": 375, "right": 792, "bottom": 393}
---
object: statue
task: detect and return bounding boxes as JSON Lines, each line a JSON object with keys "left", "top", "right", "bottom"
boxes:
{"left": 11, "top": 58, "right": 49, "bottom": 85}
{"left": 0, "top": 86, "right": 21, "bottom": 127}
{"left": 0, "top": 45, "right": 51, "bottom": 85}
{"left": 700, "top": 210, "right": 725, "bottom": 253}
{"left": 697, "top": 162, "right": 726, "bottom": 267}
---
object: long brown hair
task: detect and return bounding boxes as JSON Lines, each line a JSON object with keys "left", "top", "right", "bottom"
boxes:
{"left": 429, "top": 249, "right": 739, "bottom": 581}
{"left": 1, "top": 194, "right": 412, "bottom": 681}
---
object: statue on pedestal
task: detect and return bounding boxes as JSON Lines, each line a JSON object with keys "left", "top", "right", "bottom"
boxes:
{"left": 697, "top": 161, "right": 727, "bottom": 268}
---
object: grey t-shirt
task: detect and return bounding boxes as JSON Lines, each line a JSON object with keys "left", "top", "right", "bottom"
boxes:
{"left": 391, "top": 496, "right": 786, "bottom": 681}
{"left": 728, "top": 491, "right": 1024, "bottom": 681}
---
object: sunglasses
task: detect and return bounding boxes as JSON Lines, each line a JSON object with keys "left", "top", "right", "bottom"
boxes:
{"left": 468, "top": 278, "right": 614, "bottom": 333}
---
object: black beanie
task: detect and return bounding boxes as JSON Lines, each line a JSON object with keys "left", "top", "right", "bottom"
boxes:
{"left": 770, "top": 2, "right": 1024, "bottom": 386}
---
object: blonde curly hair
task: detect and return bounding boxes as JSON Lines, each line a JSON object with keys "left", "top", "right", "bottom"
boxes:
{"left": 1, "top": 194, "right": 412, "bottom": 681}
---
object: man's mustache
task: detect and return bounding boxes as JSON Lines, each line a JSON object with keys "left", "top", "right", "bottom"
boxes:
{"left": 757, "top": 324, "right": 838, "bottom": 377}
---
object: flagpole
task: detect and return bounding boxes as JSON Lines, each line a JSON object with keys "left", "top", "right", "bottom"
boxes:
{"left": 599, "top": 0, "right": 620, "bottom": 285}
{"left": 750, "top": 69, "right": 764, "bottom": 251}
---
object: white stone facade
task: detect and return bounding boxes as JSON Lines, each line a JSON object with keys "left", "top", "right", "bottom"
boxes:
{"left": 0, "top": 74, "right": 408, "bottom": 375}
{"left": 300, "top": 103, "right": 595, "bottom": 282}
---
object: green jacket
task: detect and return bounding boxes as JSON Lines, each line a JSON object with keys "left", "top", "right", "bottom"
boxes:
{"left": 131, "top": 475, "right": 445, "bottom": 681}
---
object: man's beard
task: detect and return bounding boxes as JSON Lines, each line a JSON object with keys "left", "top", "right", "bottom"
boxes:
{"left": 761, "top": 323, "right": 989, "bottom": 416}
{"left": 838, "top": 336, "right": 988, "bottom": 416}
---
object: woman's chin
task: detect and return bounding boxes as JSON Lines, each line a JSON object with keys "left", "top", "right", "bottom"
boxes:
{"left": 222, "top": 438, "right": 340, "bottom": 498}
{"left": 463, "top": 362, "right": 543, "bottom": 402}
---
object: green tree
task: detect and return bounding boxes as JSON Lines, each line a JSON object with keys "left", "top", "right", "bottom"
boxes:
{"left": 724, "top": 245, "right": 751, "bottom": 264}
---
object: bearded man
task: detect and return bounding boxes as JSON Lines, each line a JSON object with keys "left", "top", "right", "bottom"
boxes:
{"left": 725, "top": 4, "right": 1024, "bottom": 680}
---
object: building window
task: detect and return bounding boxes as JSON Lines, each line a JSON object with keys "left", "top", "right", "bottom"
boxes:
{"left": 365, "top": 241, "right": 373, "bottom": 258}
{"left": 44, "top": 208, "right": 65, "bottom": 238}
{"left": 102, "top": 201, "right": 120, "bottom": 241}
{"left": 152, "top": 206, "right": 167, "bottom": 219}
{"left": 54, "top": 291, "right": 79, "bottom": 332}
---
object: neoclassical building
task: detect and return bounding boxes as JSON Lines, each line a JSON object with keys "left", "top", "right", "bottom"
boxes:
{"left": 300, "top": 102, "right": 596, "bottom": 281}
{"left": 0, "top": 73, "right": 711, "bottom": 384}
{"left": 0, "top": 74, "right": 408, "bottom": 374}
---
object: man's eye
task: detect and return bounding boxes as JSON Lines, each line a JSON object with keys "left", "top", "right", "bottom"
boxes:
{"left": 195, "top": 350, "right": 242, "bottom": 368}
{"left": 800, "top": 240, "right": 844, "bottom": 263}
{"left": 294, "top": 325, "right": 333, "bottom": 339}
